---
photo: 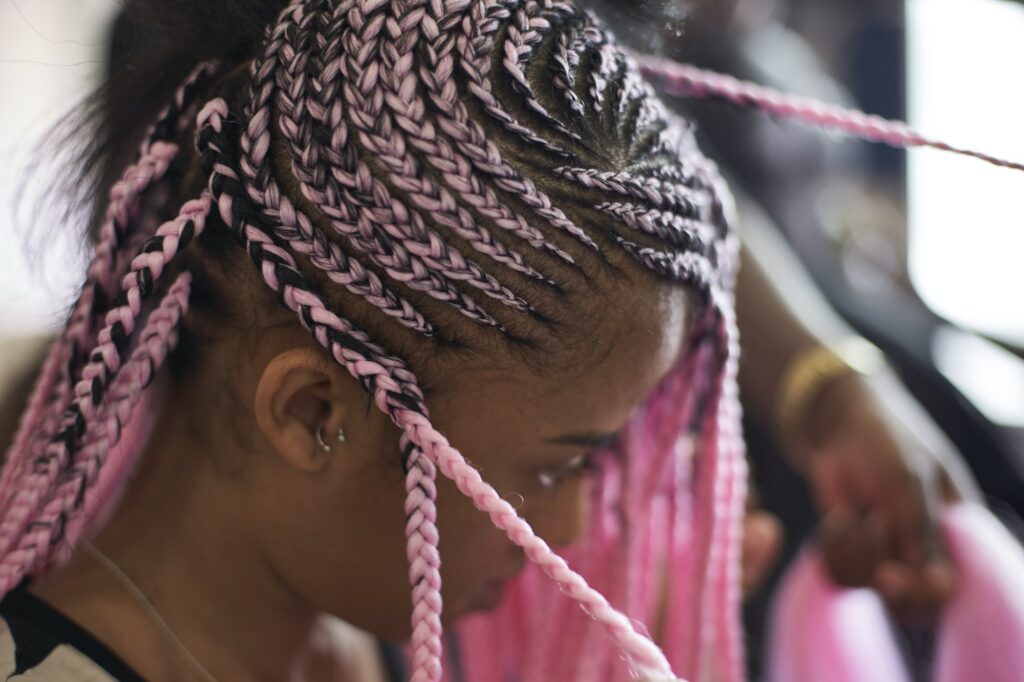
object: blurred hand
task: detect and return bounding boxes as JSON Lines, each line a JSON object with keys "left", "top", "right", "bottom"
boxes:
{"left": 741, "top": 505, "right": 783, "bottom": 598}
{"left": 800, "top": 372, "right": 976, "bottom": 622}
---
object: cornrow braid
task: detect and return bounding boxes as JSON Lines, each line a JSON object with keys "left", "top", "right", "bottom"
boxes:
{"left": 554, "top": 166, "right": 709, "bottom": 222}
{"left": 502, "top": 2, "right": 585, "bottom": 145}
{"left": 451, "top": 4, "right": 601, "bottom": 251}
{"left": 375, "top": 0, "right": 560, "bottom": 288}
{"left": 594, "top": 203, "right": 713, "bottom": 254}
{"left": 586, "top": 40, "right": 617, "bottom": 127}
{"left": 246, "top": 2, "right": 437, "bottom": 335}
{"left": 550, "top": 22, "right": 587, "bottom": 120}
{"left": 464, "top": 1, "right": 576, "bottom": 159}
{"left": 416, "top": 1, "right": 581, "bottom": 267}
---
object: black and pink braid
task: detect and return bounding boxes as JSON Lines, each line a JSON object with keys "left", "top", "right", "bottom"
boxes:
{"left": 4, "top": 1, "right": 1022, "bottom": 681}
{"left": 0, "top": 62, "right": 216, "bottom": 575}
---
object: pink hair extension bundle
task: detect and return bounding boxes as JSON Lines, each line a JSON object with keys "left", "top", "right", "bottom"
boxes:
{"left": 769, "top": 503, "right": 1024, "bottom": 682}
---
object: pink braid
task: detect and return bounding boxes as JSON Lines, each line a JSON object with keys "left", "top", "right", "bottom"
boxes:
{"left": 376, "top": 0, "right": 559, "bottom": 286}
{"left": 0, "top": 196, "right": 211, "bottom": 570}
{"left": 396, "top": 408, "right": 676, "bottom": 679}
{"left": 0, "top": 62, "right": 213, "bottom": 511}
{"left": 201, "top": 98, "right": 448, "bottom": 682}
{"left": 14, "top": 273, "right": 193, "bottom": 581}
{"left": 551, "top": 23, "right": 586, "bottom": 120}
{"left": 402, "top": 436, "right": 444, "bottom": 682}
{"left": 553, "top": 167, "right": 710, "bottom": 218}
{"left": 596, "top": 203, "right": 713, "bottom": 252}
{"left": 588, "top": 42, "right": 618, "bottom": 126}
{"left": 636, "top": 56, "right": 1024, "bottom": 173}
{"left": 698, "top": 300, "right": 747, "bottom": 682}
{"left": 463, "top": 1, "right": 573, "bottom": 157}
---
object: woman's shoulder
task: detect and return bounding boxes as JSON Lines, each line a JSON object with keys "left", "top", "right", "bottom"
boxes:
{"left": 0, "top": 585, "right": 145, "bottom": 681}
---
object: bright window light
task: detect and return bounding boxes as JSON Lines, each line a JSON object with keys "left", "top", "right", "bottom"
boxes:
{"left": 906, "top": 0, "right": 1024, "bottom": 345}
{"left": 932, "top": 326, "right": 1024, "bottom": 427}
{"left": 0, "top": 0, "right": 119, "bottom": 335}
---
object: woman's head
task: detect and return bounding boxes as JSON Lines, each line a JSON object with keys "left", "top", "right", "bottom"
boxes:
{"left": 3, "top": 0, "right": 739, "bottom": 679}
{"left": 196, "top": 265, "right": 692, "bottom": 641}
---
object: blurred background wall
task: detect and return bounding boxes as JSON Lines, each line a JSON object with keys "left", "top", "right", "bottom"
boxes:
{"left": 0, "top": 0, "right": 118, "bottom": 335}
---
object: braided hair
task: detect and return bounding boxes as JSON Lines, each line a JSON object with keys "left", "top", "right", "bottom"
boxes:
{"left": 4, "top": 1, "right": 740, "bottom": 679}
{"left": 5, "top": 1, "right": 1020, "bottom": 681}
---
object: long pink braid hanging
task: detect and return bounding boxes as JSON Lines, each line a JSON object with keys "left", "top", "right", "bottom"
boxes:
{"left": 635, "top": 55, "right": 1024, "bottom": 174}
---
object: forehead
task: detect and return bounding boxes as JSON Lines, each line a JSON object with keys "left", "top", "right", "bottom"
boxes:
{"left": 427, "top": 276, "right": 691, "bottom": 445}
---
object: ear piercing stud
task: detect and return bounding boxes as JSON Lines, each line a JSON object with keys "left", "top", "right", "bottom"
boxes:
{"left": 315, "top": 424, "right": 347, "bottom": 453}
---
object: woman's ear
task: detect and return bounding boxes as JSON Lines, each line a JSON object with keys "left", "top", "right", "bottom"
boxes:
{"left": 253, "top": 346, "right": 354, "bottom": 473}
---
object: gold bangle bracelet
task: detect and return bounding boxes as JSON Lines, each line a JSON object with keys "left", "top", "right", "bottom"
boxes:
{"left": 774, "top": 337, "right": 885, "bottom": 452}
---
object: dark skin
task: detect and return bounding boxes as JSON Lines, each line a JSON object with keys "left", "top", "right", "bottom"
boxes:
{"left": 29, "top": 265, "right": 690, "bottom": 681}
{"left": 735, "top": 198, "right": 977, "bottom": 621}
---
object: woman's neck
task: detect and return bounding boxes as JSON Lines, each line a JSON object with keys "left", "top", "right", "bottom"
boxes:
{"left": 31, "top": 403, "right": 383, "bottom": 682}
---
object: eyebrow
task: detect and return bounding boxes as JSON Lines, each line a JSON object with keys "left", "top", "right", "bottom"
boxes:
{"left": 545, "top": 431, "right": 621, "bottom": 449}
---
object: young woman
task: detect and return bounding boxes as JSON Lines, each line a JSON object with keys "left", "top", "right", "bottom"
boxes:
{"left": 1, "top": 0, "right": 1014, "bottom": 681}
{"left": 0, "top": 1, "right": 746, "bottom": 680}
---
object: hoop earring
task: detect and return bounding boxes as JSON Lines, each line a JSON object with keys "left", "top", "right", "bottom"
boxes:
{"left": 315, "top": 424, "right": 346, "bottom": 453}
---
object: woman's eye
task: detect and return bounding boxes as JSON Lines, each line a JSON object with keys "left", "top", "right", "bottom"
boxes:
{"left": 537, "top": 452, "right": 599, "bottom": 492}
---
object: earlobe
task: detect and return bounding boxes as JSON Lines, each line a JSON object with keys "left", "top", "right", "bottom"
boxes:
{"left": 253, "top": 347, "right": 349, "bottom": 473}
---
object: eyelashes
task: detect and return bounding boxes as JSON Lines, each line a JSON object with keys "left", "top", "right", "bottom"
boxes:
{"left": 536, "top": 448, "right": 607, "bottom": 492}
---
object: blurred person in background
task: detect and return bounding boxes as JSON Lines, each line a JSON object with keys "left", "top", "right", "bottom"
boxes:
{"left": 659, "top": 0, "right": 1024, "bottom": 676}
